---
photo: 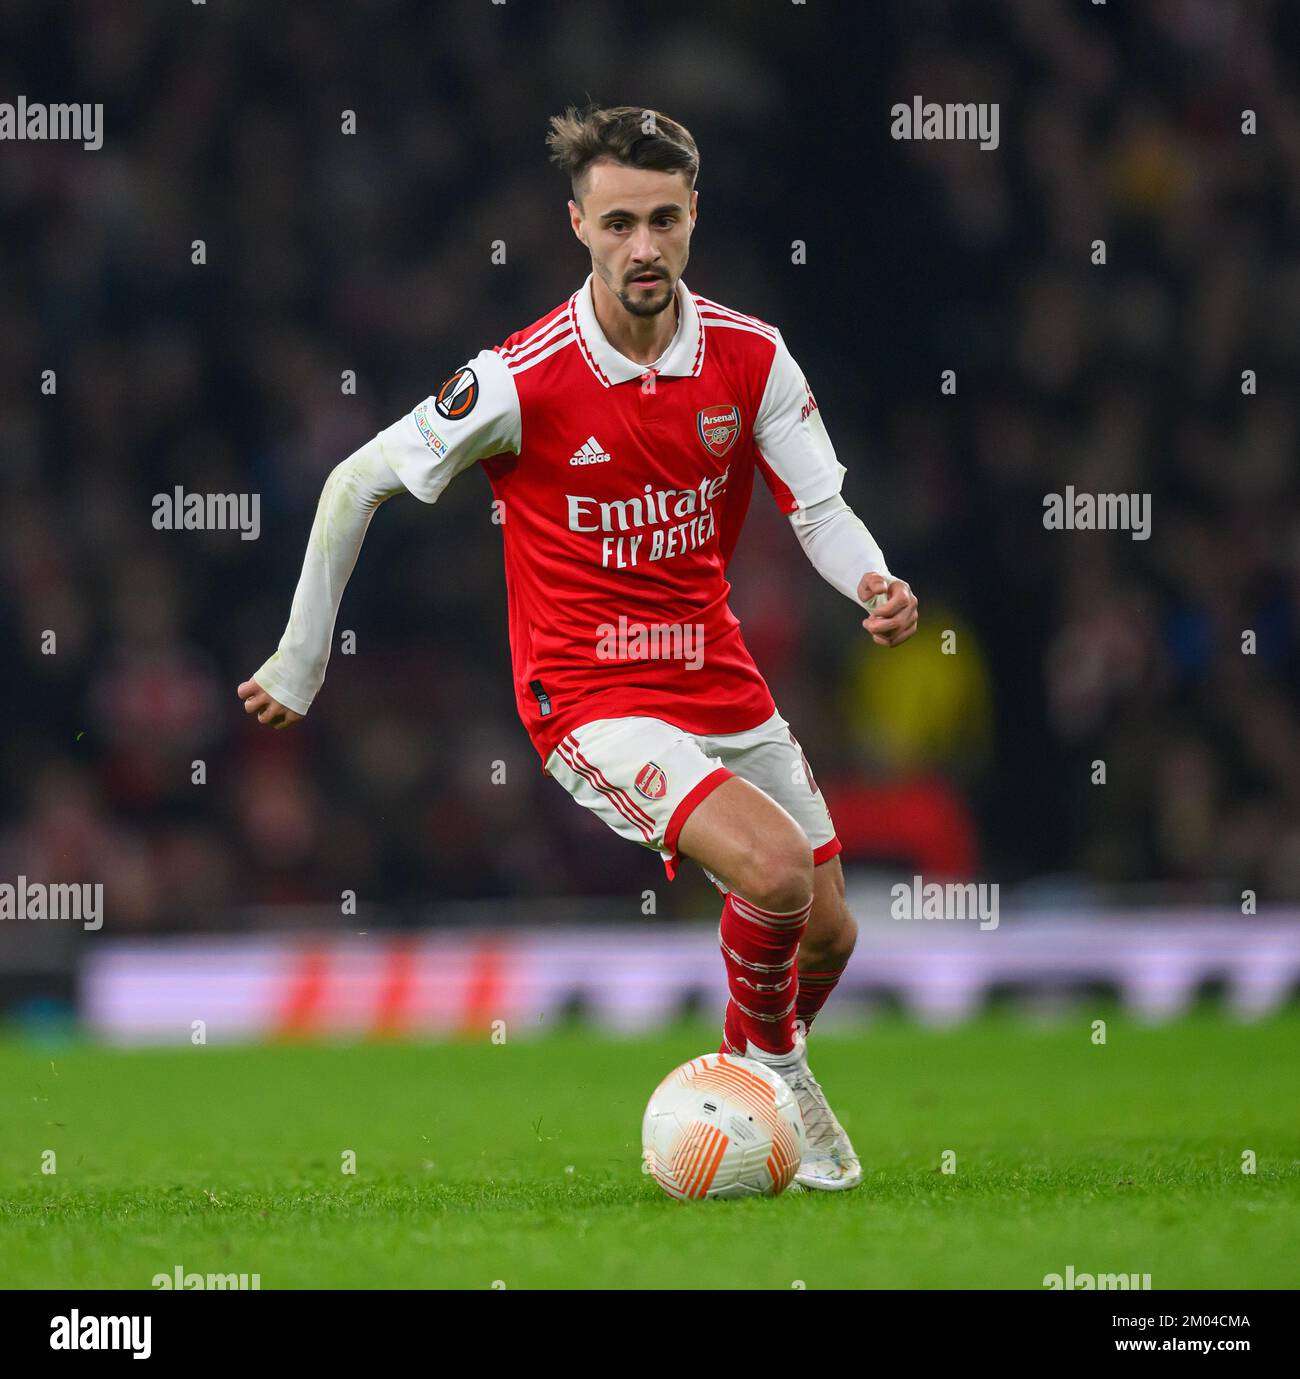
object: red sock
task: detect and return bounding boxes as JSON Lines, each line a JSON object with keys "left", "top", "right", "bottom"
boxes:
{"left": 795, "top": 966, "right": 845, "bottom": 1032}
{"left": 717, "top": 891, "right": 810, "bottom": 1056}
{"left": 719, "top": 998, "right": 746, "bottom": 1055}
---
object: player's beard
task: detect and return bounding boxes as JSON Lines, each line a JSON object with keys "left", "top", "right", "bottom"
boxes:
{"left": 616, "top": 274, "right": 675, "bottom": 318}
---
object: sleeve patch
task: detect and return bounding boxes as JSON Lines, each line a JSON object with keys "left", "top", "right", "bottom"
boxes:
{"left": 413, "top": 403, "right": 448, "bottom": 457}
{"left": 435, "top": 366, "right": 478, "bottom": 420}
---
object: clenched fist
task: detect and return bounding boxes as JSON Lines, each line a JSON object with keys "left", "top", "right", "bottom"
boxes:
{"left": 237, "top": 679, "right": 303, "bottom": 729}
{"left": 857, "top": 574, "right": 918, "bottom": 648}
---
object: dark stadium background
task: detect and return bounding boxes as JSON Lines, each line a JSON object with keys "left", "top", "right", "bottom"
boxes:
{"left": 2, "top": 0, "right": 1298, "bottom": 970}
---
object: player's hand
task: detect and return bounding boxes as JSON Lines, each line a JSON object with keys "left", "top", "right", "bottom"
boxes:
{"left": 857, "top": 574, "right": 918, "bottom": 647}
{"left": 237, "top": 679, "right": 304, "bottom": 729}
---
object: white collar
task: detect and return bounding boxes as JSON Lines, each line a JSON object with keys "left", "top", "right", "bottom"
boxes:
{"left": 571, "top": 272, "right": 705, "bottom": 386}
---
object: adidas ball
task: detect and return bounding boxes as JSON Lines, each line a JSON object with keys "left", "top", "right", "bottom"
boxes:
{"left": 641, "top": 1052, "right": 805, "bottom": 1200}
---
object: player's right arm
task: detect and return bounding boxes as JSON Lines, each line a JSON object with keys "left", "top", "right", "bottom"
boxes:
{"left": 238, "top": 350, "right": 521, "bottom": 728}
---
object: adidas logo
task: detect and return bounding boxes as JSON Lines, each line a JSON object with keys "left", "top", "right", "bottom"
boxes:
{"left": 569, "top": 436, "right": 612, "bottom": 466}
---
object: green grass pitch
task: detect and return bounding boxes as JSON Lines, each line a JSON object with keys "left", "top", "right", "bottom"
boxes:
{"left": 2, "top": 1008, "right": 1298, "bottom": 1289}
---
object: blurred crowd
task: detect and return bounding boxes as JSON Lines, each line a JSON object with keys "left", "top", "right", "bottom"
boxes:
{"left": 2, "top": 0, "right": 1299, "bottom": 931}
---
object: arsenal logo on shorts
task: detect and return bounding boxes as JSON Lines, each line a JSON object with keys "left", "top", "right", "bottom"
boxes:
{"left": 696, "top": 404, "right": 740, "bottom": 458}
{"left": 634, "top": 761, "right": 668, "bottom": 800}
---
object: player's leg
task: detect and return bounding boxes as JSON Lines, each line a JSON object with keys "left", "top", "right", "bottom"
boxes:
{"left": 675, "top": 774, "right": 813, "bottom": 912}
{"left": 714, "top": 854, "right": 857, "bottom": 1044}
{"left": 675, "top": 776, "right": 814, "bottom": 1058}
{"left": 547, "top": 716, "right": 814, "bottom": 1061}
{"left": 702, "top": 710, "right": 862, "bottom": 1190}
{"left": 547, "top": 714, "right": 824, "bottom": 1066}
{"left": 702, "top": 710, "right": 852, "bottom": 1045}
{"left": 796, "top": 854, "right": 858, "bottom": 1035}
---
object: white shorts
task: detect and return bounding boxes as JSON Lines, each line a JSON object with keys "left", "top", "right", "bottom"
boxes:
{"left": 544, "top": 708, "right": 841, "bottom": 884}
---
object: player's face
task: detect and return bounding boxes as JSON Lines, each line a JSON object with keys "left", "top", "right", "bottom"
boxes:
{"left": 570, "top": 162, "right": 696, "bottom": 318}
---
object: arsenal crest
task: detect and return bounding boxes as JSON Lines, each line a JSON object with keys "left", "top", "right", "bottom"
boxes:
{"left": 634, "top": 761, "right": 668, "bottom": 800}
{"left": 696, "top": 404, "right": 740, "bottom": 458}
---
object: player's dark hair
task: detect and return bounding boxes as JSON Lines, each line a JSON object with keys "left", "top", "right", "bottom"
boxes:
{"left": 546, "top": 104, "right": 699, "bottom": 203}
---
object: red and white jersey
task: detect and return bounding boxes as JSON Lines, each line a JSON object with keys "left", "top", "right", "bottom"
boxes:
{"left": 377, "top": 274, "right": 847, "bottom": 763}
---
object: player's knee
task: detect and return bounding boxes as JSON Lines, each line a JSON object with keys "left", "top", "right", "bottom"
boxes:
{"left": 737, "top": 826, "right": 814, "bottom": 915}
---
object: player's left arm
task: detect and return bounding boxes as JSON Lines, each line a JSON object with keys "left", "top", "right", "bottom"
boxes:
{"left": 751, "top": 331, "right": 918, "bottom": 648}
